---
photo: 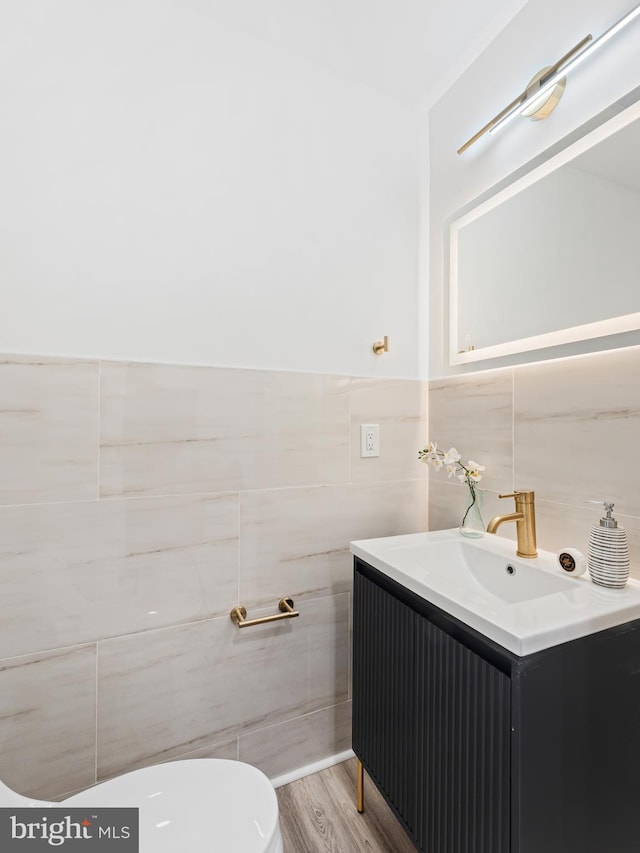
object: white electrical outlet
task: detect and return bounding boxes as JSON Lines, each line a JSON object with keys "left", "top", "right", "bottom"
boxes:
{"left": 360, "top": 424, "right": 380, "bottom": 458}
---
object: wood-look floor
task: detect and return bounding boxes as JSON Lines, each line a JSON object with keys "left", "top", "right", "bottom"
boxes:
{"left": 276, "top": 758, "right": 416, "bottom": 853}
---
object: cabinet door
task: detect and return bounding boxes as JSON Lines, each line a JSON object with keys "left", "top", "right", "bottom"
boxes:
{"left": 415, "top": 616, "right": 511, "bottom": 853}
{"left": 352, "top": 568, "right": 417, "bottom": 840}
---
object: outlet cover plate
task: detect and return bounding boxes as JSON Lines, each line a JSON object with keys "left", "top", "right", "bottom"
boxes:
{"left": 360, "top": 424, "right": 380, "bottom": 458}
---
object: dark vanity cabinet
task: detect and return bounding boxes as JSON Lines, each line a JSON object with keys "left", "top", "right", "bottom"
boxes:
{"left": 352, "top": 557, "right": 640, "bottom": 853}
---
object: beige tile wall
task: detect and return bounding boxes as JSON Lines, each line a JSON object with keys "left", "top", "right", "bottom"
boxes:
{"left": 428, "top": 346, "right": 640, "bottom": 576}
{"left": 0, "top": 354, "right": 428, "bottom": 800}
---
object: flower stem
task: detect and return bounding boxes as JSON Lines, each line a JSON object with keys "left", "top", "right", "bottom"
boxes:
{"left": 461, "top": 482, "right": 477, "bottom": 526}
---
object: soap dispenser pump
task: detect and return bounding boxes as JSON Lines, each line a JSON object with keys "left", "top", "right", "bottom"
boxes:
{"left": 587, "top": 501, "right": 630, "bottom": 588}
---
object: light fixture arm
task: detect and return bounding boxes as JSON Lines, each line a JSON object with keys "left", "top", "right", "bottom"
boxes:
{"left": 457, "top": 34, "right": 592, "bottom": 154}
{"left": 489, "top": 34, "right": 594, "bottom": 138}
{"left": 528, "top": 34, "right": 594, "bottom": 96}
{"left": 458, "top": 2, "right": 640, "bottom": 154}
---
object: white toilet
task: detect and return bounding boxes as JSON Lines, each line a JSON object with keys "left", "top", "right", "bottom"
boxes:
{"left": 0, "top": 758, "right": 283, "bottom": 853}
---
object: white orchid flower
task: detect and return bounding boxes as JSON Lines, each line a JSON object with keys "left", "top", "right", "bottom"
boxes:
{"left": 442, "top": 447, "right": 461, "bottom": 465}
{"left": 466, "top": 460, "right": 486, "bottom": 482}
{"left": 419, "top": 440, "right": 487, "bottom": 489}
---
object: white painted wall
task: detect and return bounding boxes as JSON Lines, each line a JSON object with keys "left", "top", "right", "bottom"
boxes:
{"left": 0, "top": 0, "right": 420, "bottom": 378}
{"left": 428, "top": 0, "right": 640, "bottom": 377}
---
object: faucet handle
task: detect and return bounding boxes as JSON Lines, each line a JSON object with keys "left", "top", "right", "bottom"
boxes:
{"left": 498, "top": 490, "right": 535, "bottom": 502}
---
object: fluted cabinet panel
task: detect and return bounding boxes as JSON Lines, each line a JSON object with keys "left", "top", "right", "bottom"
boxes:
{"left": 415, "top": 617, "right": 510, "bottom": 853}
{"left": 354, "top": 559, "right": 511, "bottom": 853}
{"left": 352, "top": 568, "right": 417, "bottom": 844}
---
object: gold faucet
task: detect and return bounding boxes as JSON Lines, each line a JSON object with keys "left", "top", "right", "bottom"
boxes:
{"left": 486, "top": 490, "right": 537, "bottom": 558}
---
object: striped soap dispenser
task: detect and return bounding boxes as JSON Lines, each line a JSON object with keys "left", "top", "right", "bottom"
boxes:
{"left": 587, "top": 501, "right": 630, "bottom": 588}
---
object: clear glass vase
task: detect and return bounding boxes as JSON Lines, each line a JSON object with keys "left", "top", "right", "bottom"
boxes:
{"left": 459, "top": 482, "right": 485, "bottom": 538}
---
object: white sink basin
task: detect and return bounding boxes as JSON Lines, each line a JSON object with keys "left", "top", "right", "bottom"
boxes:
{"left": 350, "top": 529, "right": 640, "bottom": 655}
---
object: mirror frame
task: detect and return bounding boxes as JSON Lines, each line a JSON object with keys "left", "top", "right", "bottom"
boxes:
{"left": 448, "top": 89, "right": 640, "bottom": 367}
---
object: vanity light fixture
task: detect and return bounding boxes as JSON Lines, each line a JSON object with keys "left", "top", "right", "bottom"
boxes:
{"left": 458, "top": 2, "right": 640, "bottom": 154}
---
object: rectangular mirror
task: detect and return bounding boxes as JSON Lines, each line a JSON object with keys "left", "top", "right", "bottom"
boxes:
{"left": 449, "top": 95, "right": 640, "bottom": 366}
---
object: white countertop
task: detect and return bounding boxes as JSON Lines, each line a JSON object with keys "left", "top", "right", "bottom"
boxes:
{"left": 351, "top": 529, "right": 640, "bottom": 656}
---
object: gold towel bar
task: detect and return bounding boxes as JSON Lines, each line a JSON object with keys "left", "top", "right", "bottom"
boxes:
{"left": 230, "top": 597, "right": 299, "bottom": 628}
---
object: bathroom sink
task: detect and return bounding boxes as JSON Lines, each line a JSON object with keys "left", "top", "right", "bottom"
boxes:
{"left": 350, "top": 529, "right": 640, "bottom": 655}
{"left": 380, "top": 535, "right": 576, "bottom": 604}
